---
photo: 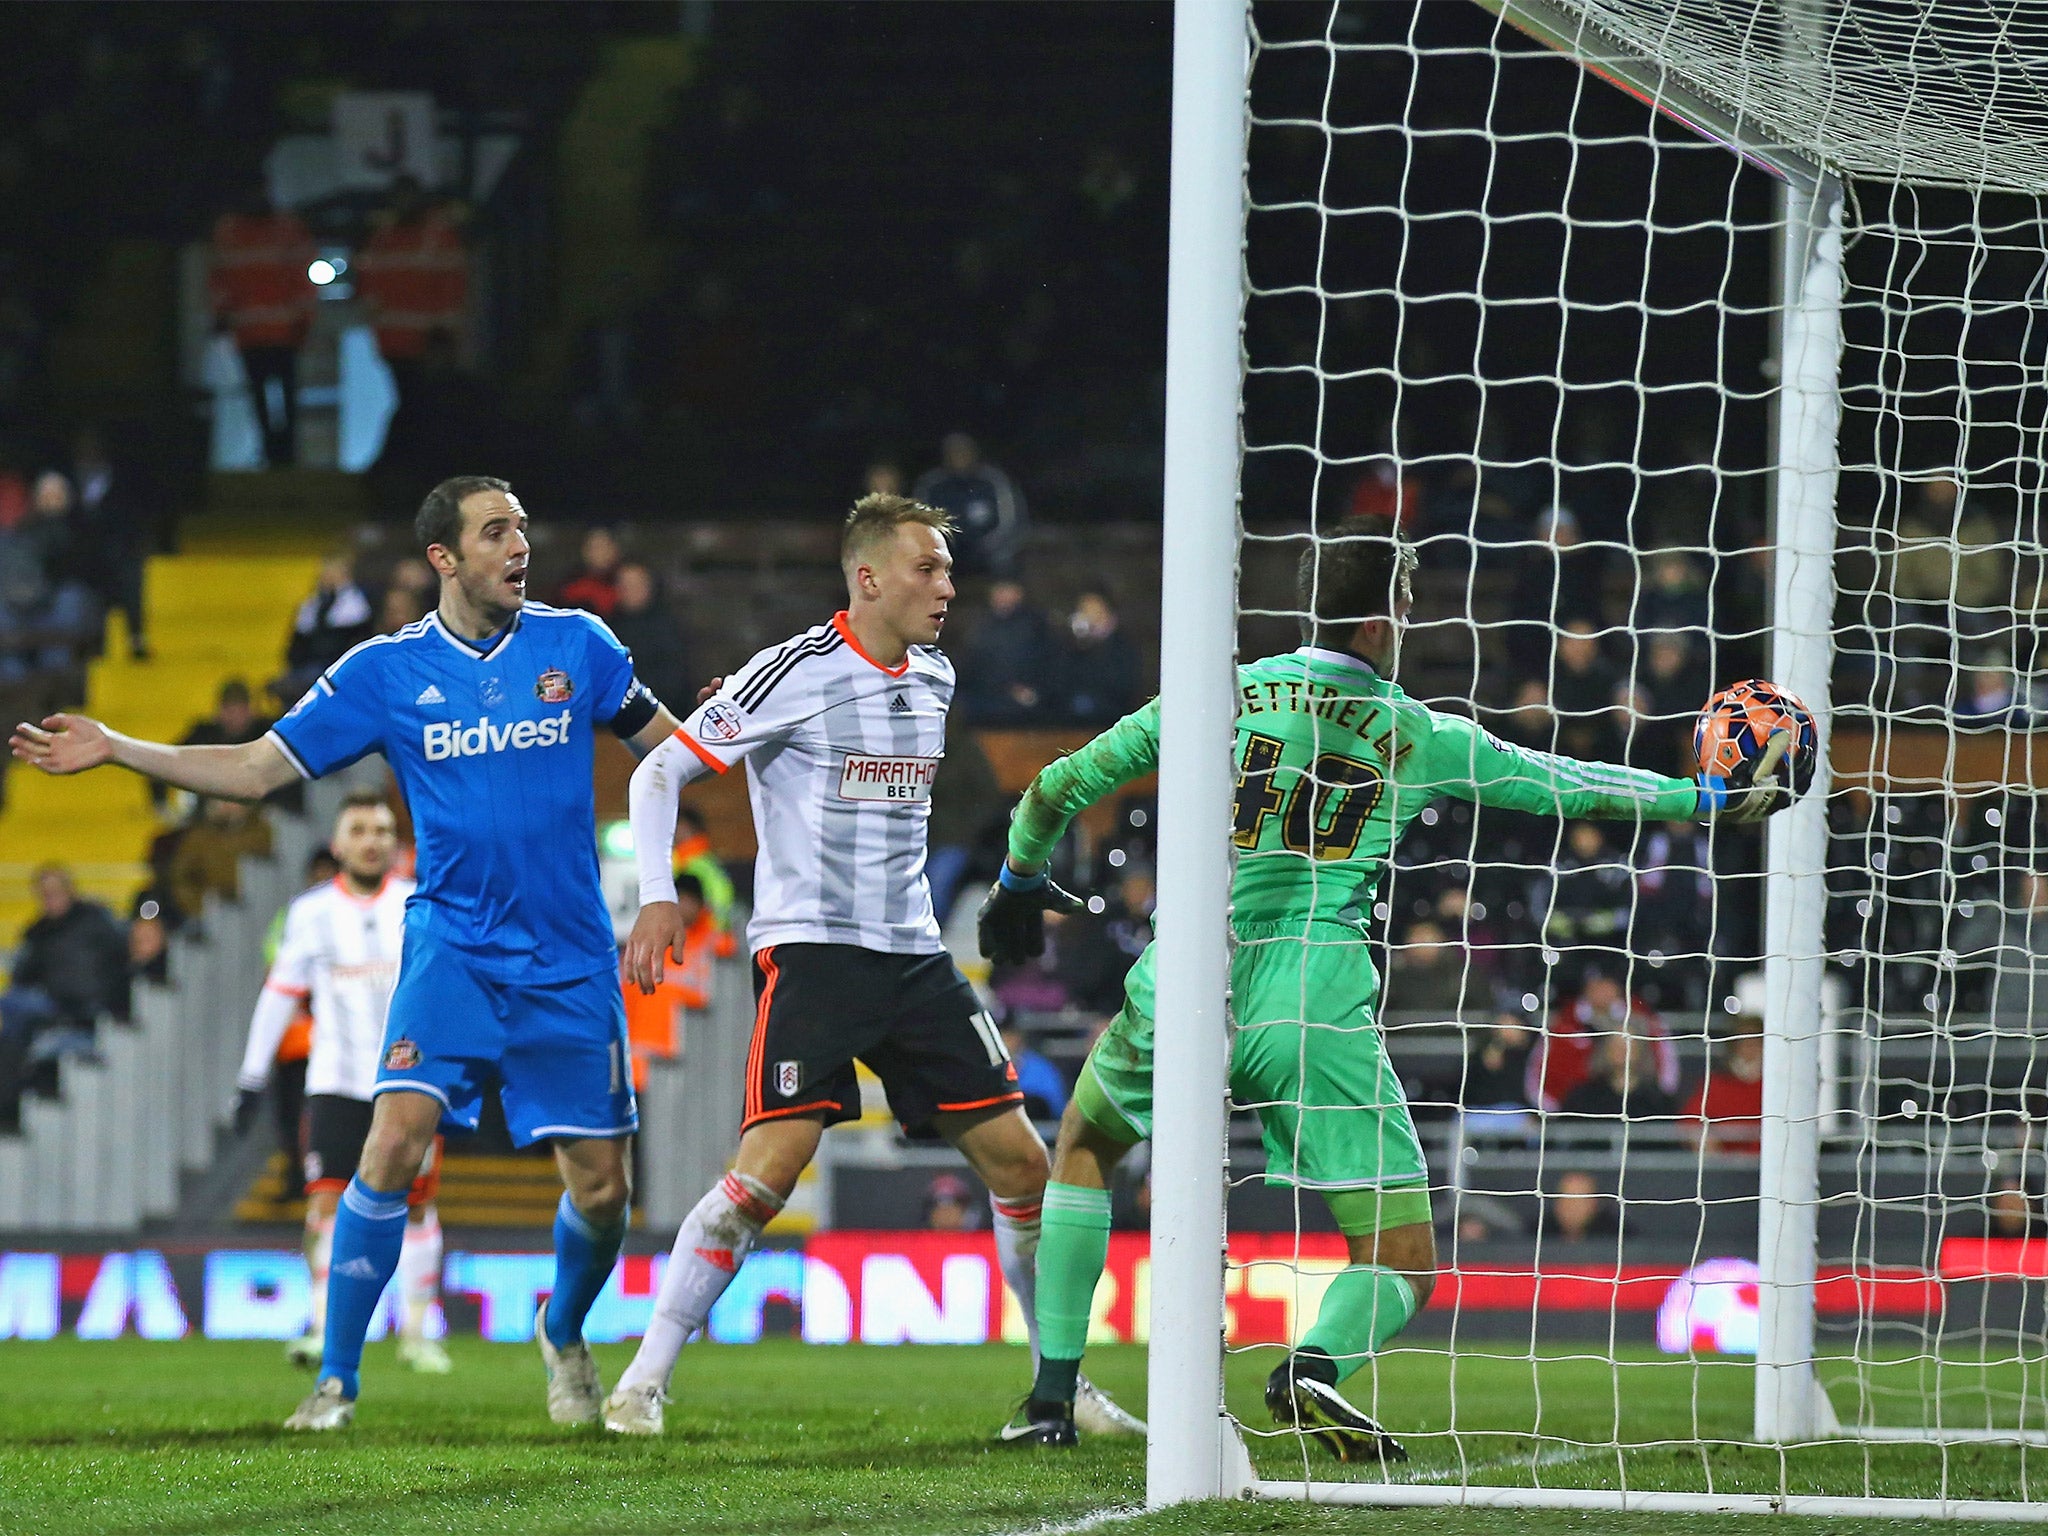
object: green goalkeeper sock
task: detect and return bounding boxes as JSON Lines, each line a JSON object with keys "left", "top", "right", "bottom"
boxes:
{"left": 1031, "top": 1182, "right": 1112, "bottom": 1404}
{"left": 1298, "top": 1265, "right": 1418, "bottom": 1385}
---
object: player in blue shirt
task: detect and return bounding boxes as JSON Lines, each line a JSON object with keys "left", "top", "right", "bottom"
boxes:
{"left": 10, "top": 476, "right": 687, "bottom": 1431}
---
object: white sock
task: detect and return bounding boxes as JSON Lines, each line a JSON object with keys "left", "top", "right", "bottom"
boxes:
{"left": 991, "top": 1192, "right": 1045, "bottom": 1366}
{"left": 306, "top": 1212, "right": 334, "bottom": 1335}
{"left": 619, "top": 1172, "right": 782, "bottom": 1393}
{"left": 398, "top": 1207, "right": 443, "bottom": 1342}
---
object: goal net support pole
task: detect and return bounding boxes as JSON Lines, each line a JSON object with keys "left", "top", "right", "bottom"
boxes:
{"left": 1147, "top": 0, "right": 1253, "bottom": 1509}
{"left": 1755, "top": 163, "right": 1845, "bottom": 1446}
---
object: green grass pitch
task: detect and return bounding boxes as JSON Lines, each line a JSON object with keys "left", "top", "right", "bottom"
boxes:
{"left": 3, "top": 1338, "right": 2041, "bottom": 1535}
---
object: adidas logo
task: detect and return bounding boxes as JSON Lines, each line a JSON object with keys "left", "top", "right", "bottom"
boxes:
{"left": 335, "top": 1257, "right": 379, "bottom": 1279}
{"left": 888, "top": 692, "right": 911, "bottom": 714}
{"left": 694, "top": 1246, "right": 739, "bottom": 1274}
{"left": 415, "top": 684, "right": 446, "bottom": 706}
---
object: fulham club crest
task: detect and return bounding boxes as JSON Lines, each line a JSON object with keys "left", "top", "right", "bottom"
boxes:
{"left": 534, "top": 667, "right": 574, "bottom": 703}
{"left": 775, "top": 1060, "right": 801, "bottom": 1097}
{"left": 384, "top": 1039, "right": 421, "bottom": 1071}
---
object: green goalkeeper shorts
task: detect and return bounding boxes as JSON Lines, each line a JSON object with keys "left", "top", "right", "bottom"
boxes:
{"left": 1074, "top": 920, "right": 1430, "bottom": 1199}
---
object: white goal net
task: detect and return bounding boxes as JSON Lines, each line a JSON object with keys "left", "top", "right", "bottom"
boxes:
{"left": 1150, "top": 0, "right": 2048, "bottom": 1519}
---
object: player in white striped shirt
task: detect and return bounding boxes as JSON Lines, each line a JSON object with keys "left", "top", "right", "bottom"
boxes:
{"left": 236, "top": 790, "right": 449, "bottom": 1374}
{"left": 604, "top": 494, "right": 1139, "bottom": 1438}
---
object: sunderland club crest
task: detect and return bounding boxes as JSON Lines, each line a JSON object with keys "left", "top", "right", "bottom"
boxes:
{"left": 534, "top": 667, "right": 574, "bottom": 703}
{"left": 383, "top": 1039, "right": 421, "bottom": 1071}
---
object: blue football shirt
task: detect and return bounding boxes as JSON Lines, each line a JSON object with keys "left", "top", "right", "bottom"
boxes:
{"left": 269, "top": 603, "right": 647, "bottom": 984}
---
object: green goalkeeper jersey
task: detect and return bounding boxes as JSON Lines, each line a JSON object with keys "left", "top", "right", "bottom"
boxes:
{"left": 1008, "top": 645, "right": 1702, "bottom": 930}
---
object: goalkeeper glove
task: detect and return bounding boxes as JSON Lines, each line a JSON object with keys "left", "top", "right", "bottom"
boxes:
{"left": 233, "top": 1087, "right": 264, "bottom": 1136}
{"left": 977, "top": 862, "right": 1084, "bottom": 965}
{"left": 1697, "top": 728, "right": 1793, "bottom": 825}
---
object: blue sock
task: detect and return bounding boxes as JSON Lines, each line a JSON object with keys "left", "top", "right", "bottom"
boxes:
{"left": 319, "top": 1176, "right": 409, "bottom": 1398}
{"left": 544, "top": 1191, "right": 626, "bottom": 1350}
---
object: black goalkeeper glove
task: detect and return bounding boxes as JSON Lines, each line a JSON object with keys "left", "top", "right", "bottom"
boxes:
{"left": 977, "top": 864, "right": 1085, "bottom": 966}
{"left": 1697, "top": 728, "right": 1793, "bottom": 826}
{"left": 233, "top": 1087, "right": 264, "bottom": 1136}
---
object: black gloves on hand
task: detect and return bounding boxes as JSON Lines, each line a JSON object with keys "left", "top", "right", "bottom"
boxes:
{"left": 977, "top": 866, "right": 1085, "bottom": 966}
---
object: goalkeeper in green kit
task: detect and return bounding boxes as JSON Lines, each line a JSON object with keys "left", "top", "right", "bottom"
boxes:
{"left": 983, "top": 516, "right": 1791, "bottom": 1457}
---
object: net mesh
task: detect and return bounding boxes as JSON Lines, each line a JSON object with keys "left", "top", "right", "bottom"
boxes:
{"left": 1220, "top": 0, "right": 2048, "bottom": 1504}
{"left": 1507, "top": 0, "right": 2048, "bottom": 194}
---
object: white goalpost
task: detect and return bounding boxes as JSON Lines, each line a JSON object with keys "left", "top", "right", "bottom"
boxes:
{"left": 1151, "top": 0, "right": 2048, "bottom": 1518}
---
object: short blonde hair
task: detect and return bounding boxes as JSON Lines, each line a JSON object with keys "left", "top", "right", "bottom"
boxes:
{"left": 842, "top": 493, "right": 955, "bottom": 572}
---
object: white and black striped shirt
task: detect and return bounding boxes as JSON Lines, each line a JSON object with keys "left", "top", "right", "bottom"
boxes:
{"left": 675, "top": 612, "right": 952, "bottom": 956}
{"left": 255, "top": 875, "right": 412, "bottom": 1099}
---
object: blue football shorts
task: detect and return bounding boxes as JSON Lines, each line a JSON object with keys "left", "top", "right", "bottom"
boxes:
{"left": 375, "top": 930, "right": 637, "bottom": 1146}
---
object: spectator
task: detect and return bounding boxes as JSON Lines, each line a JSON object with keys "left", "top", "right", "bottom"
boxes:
{"left": 1055, "top": 590, "right": 1140, "bottom": 726}
{"left": 1464, "top": 1014, "right": 1534, "bottom": 1104}
{"left": 127, "top": 890, "right": 171, "bottom": 988}
{"left": 671, "top": 805, "right": 736, "bottom": 931}
{"left": 1549, "top": 619, "right": 1621, "bottom": 731}
{"left": 922, "top": 1172, "right": 982, "bottom": 1232}
{"left": 1386, "top": 918, "right": 1475, "bottom": 1016}
{"left": 1535, "top": 822, "right": 1635, "bottom": 993}
{"left": 170, "top": 796, "right": 273, "bottom": 921}
{"left": 1682, "top": 1015, "right": 1765, "bottom": 1155}
{"left": 557, "top": 527, "right": 623, "bottom": 617}
{"left": 606, "top": 562, "right": 691, "bottom": 708}
{"left": 184, "top": 678, "right": 271, "bottom": 750}
{"left": 926, "top": 713, "right": 1003, "bottom": 925}
{"left": 70, "top": 426, "right": 151, "bottom": 659}
{"left": 1543, "top": 1170, "right": 1617, "bottom": 1241}
{"left": 1633, "top": 819, "right": 1716, "bottom": 1007}
{"left": 1530, "top": 969, "right": 1676, "bottom": 1111}
{"left": 1346, "top": 426, "right": 1420, "bottom": 530}
{"left": 1893, "top": 476, "right": 2008, "bottom": 629}
{"left": 279, "top": 555, "right": 375, "bottom": 699}
{"left": 0, "top": 472, "right": 96, "bottom": 683}
{"left": 1957, "top": 872, "right": 2048, "bottom": 1018}
{"left": 0, "top": 866, "right": 130, "bottom": 1127}
{"left": 1637, "top": 549, "right": 1711, "bottom": 645}
{"left": 1460, "top": 1013, "right": 1536, "bottom": 1140}
{"left": 380, "top": 582, "right": 428, "bottom": 633}
{"left": 1053, "top": 864, "right": 1156, "bottom": 1016}
{"left": 0, "top": 483, "right": 80, "bottom": 684}
{"left": 1494, "top": 679, "right": 1556, "bottom": 752}
{"left": 1002, "top": 1022, "right": 1069, "bottom": 1121}
{"left": 208, "top": 187, "right": 317, "bottom": 467}
{"left": 1506, "top": 505, "right": 1604, "bottom": 661}
{"left": 959, "top": 578, "right": 1053, "bottom": 724}
{"left": 1987, "top": 1177, "right": 2041, "bottom": 1240}
{"left": 913, "top": 431, "right": 1026, "bottom": 579}
{"left": 354, "top": 175, "right": 470, "bottom": 402}
{"left": 864, "top": 460, "right": 905, "bottom": 497}
{"left": 1957, "top": 647, "right": 2021, "bottom": 728}
{"left": 1557, "top": 1026, "right": 1679, "bottom": 1125}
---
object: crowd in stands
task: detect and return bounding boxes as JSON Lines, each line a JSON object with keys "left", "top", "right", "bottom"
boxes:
{"left": 0, "top": 867, "right": 164, "bottom": 1131}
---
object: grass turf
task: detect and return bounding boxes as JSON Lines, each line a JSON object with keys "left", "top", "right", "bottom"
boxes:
{"left": 3, "top": 1338, "right": 2043, "bottom": 1535}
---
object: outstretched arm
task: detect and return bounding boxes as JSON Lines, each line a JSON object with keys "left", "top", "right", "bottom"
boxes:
{"left": 981, "top": 700, "right": 1161, "bottom": 965}
{"left": 1427, "top": 712, "right": 1785, "bottom": 825}
{"left": 1005, "top": 699, "right": 1162, "bottom": 874}
{"left": 10, "top": 714, "right": 298, "bottom": 801}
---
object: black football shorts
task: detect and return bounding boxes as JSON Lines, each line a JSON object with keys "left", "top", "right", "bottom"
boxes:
{"left": 743, "top": 943, "right": 1022, "bottom": 1134}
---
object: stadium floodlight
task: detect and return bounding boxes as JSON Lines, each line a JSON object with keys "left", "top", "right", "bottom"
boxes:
{"left": 1151, "top": 0, "right": 2048, "bottom": 1518}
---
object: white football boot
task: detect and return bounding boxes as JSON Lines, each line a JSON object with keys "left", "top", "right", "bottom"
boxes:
{"left": 398, "top": 1336, "right": 453, "bottom": 1374}
{"left": 284, "top": 1331, "right": 323, "bottom": 1371}
{"left": 284, "top": 1377, "right": 354, "bottom": 1432}
{"left": 1074, "top": 1375, "right": 1148, "bottom": 1438}
{"left": 534, "top": 1301, "right": 604, "bottom": 1424}
{"left": 602, "top": 1382, "right": 667, "bottom": 1436}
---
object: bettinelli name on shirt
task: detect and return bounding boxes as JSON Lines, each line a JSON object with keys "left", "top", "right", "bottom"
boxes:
{"left": 838, "top": 753, "right": 939, "bottom": 801}
{"left": 422, "top": 710, "right": 574, "bottom": 760}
